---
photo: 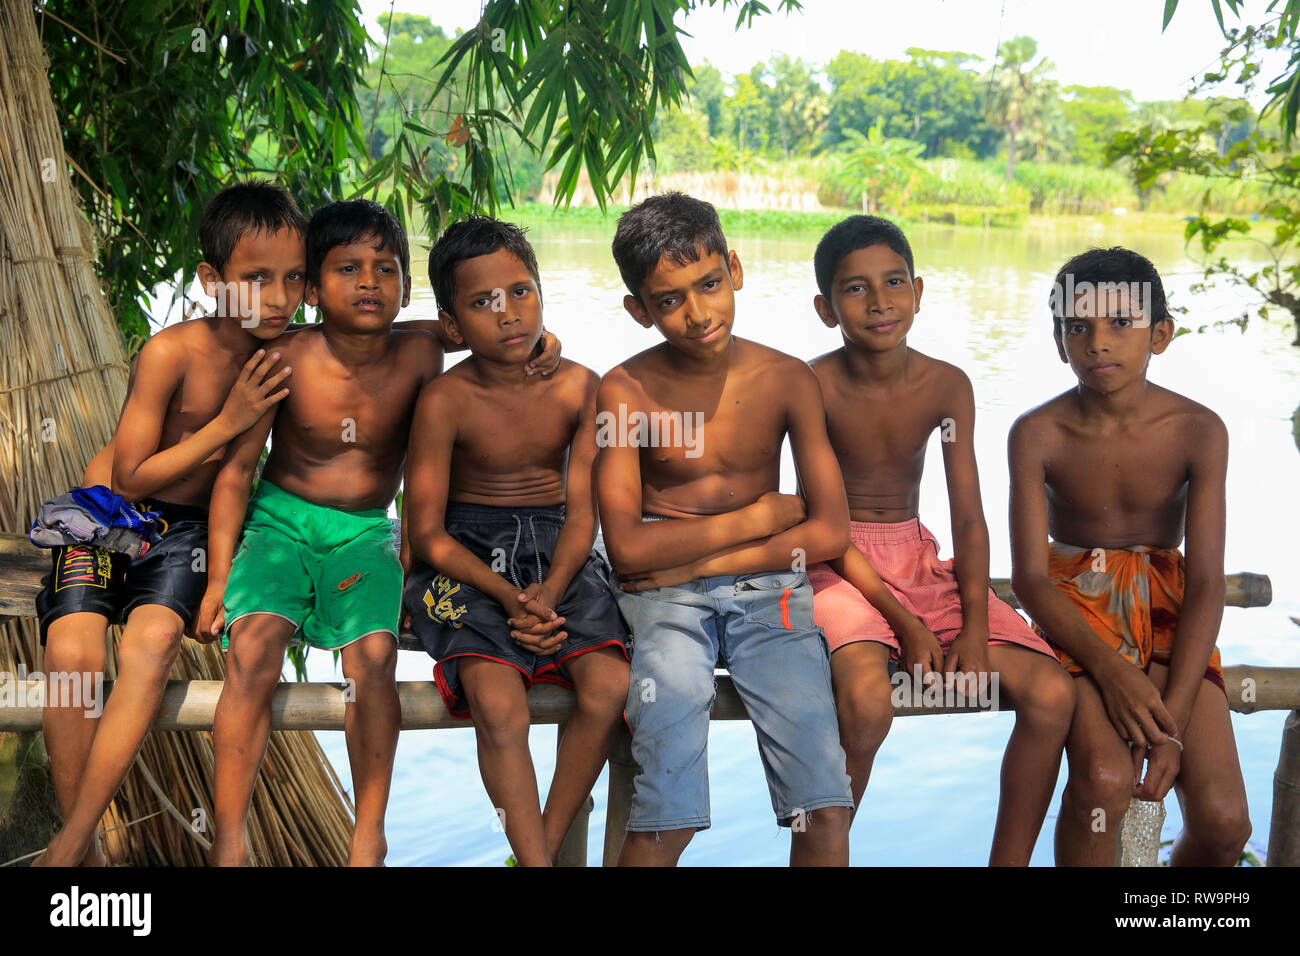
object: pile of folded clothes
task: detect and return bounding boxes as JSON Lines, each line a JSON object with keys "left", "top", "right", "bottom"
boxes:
{"left": 29, "top": 486, "right": 162, "bottom": 559}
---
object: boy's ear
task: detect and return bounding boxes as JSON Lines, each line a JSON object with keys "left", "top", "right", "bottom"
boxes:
{"left": 813, "top": 293, "right": 839, "bottom": 329}
{"left": 1149, "top": 315, "right": 1175, "bottom": 355}
{"left": 623, "top": 294, "right": 654, "bottom": 329}
{"left": 912, "top": 274, "right": 924, "bottom": 313}
{"left": 196, "top": 261, "right": 221, "bottom": 299}
{"left": 726, "top": 249, "right": 743, "bottom": 291}
{"left": 1053, "top": 326, "right": 1069, "bottom": 364}
{"left": 401, "top": 273, "right": 412, "bottom": 309}
{"left": 438, "top": 308, "right": 465, "bottom": 345}
{"left": 304, "top": 280, "right": 320, "bottom": 309}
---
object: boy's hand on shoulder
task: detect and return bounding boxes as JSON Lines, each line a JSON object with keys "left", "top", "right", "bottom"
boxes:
{"left": 1095, "top": 657, "right": 1178, "bottom": 751}
{"left": 526, "top": 329, "right": 562, "bottom": 377}
{"left": 194, "top": 585, "right": 226, "bottom": 644}
{"left": 753, "top": 491, "right": 806, "bottom": 536}
{"left": 1133, "top": 739, "right": 1181, "bottom": 801}
{"left": 897, "top": 624, "right": 945, "bottom": 687}
{"left": 217, "top": 348, "right": 292, "bottom": 435}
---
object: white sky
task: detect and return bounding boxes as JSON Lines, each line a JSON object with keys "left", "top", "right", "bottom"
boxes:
{"left": 359, "top": 0, "right": 1287, "bottom": 106}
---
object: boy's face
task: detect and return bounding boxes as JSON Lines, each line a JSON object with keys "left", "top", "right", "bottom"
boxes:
{"left": 814, "top": 243, "right": 922, "bottom": 352}
{"left": 1054, "top": 286, "right": 1172, "bottom": 394}
{"left": 306, "top": 233, "right": 411, "bottom": 332}
{"left": 623, "top": 248, "right": 743, "bottom": 360}
{"left": 439, "top": 247, "right": 543, "bottom": 363}
{"left": 196, "top": 226, "right": 306, "bottom": 341}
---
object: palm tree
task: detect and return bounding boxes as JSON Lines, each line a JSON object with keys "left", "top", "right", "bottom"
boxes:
{"left": 983, "top": 36, "right": 1056, "bottom": 181}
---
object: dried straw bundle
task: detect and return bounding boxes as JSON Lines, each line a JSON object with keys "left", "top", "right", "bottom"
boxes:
{"left": 0, "top": 0, "right": 353, "bottom": 865}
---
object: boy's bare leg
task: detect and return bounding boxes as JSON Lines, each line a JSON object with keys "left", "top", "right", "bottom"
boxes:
{"left": 829, "top": 641, "right": 894, "bottom": 813}
{"left": 789, "top": 806, "right": 851, "bottom": 866}
{"left": 459, "top": 657, "right": 548, "bottom": 866}
{"left": 1055, "top": 675, "right": 1134, "bottom": 865}
{"left": 541, "top": 647, "right": 629, "bottom": 862}
{"left": 985, "top": 644, "right": 1075, "bottom": 866}
{"left": 619, "top": 828, "right": 694, "bottom": 866}
{"left": 1145, "top": 663, "right": 1250, "bottom": 866}
{"left": 210, "top": 613, "right": 293, "bottom": 866}
{"left": 38, "top": 613, "right": 109, "bottom": 867}
{"left": 339, "top": 632, "right": 399, "bottom": 867}
{"left": 37, "top": 605, "right": 183, "bottom": 867}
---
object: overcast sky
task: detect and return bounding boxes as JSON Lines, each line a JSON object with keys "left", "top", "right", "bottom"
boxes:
{"left": 359, "top": 0, "right": 1288, "bottom": 105}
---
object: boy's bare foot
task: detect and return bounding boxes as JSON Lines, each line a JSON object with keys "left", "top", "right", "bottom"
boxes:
{"left": 79, "top": 836, "right": 108, "bottom": 867}
{"left": 347, "top": 830, "right": 388, "bottom": 867}
{"left": 208, "top": 836, "right": 252, "bottom": 867}
{"left": 32, "top": 832, "right": 82, "bottom": 867}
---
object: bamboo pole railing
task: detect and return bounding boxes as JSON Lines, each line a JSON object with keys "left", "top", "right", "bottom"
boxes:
{"left": 0, "top": 531, "right": 1293, "bottom": 866}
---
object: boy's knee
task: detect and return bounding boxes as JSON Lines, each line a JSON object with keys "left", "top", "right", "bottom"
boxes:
{"left": 43, "top": 639, "right": 104, "bottom": 678}
{"left": 1187, "top": 797, "right": 1251, "bottom": 859}
{"left": 1065, "top": 754, "right": 1132, "bottom": 820}
{"left": 574, "top": 667, "right": 630, "bottom": 717}
{"left": 472, "top": 701, "right": 531, "bottom": 749}
{"left": 1015, "top": 668, "right": 1076, "bottom": 728}
{"left": 343, "top": 638, "right": 397, "bottom": 684}
{"left": 124, "top": 621, "right": 184, "bottom": 665}
{"left": 225, "top": 637, "right": 284, "bottom": 690}
{"left": 835, "top": 681, "right": 893, "bottom": 743}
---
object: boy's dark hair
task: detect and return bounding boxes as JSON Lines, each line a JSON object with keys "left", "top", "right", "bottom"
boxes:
{"left": 611, "top": 192, "right": 729, "bottom": 299}
{"left": 813, "top": 215, "right": 915, "bottom": 298}
{"left": 306, "top": 199, "right": 410, "bottom": 285}
{"left": 198, "top": 179, "right": 307, "bottom": 273}
{"left": 1050, "top": 247, "right": 1170, "bottom": 333}
{"left": 427, "top": 216, "right": 541, "bottom": 314}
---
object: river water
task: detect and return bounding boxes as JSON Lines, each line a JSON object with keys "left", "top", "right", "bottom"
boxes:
{"left": 301, "top": 216, "right": 1300, "bottom": 866}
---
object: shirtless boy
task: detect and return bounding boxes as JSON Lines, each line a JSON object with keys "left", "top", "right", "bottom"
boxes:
{"left": 33, "top": 181, "right": 303, "bottom": 866}
{"left": 806, "top": 215, "right": 1075, "bottom": 866}
{"left": 403, "top": 217, "right": 630, "bottom": 866}
{"left": 197, "top": 199, "right": 447, "bottom": 866}
{"left": 1009, "top": 246, "right": 1250, "bottom": 866}
{"left": 601, "top": 192, "right": 854, "bottom": 867}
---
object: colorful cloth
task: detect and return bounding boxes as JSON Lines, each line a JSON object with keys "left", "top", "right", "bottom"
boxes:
{"left": 1033, "top": 541, "right": 1224, "bottom": 693}
{"left": 29, "top": 485, "right": 160, "bottom": 559}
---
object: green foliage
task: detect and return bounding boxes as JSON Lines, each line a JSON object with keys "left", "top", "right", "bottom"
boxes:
{"left": 41, "top": 0, "right": 371, "bottom": 344}
{"left": 1110, "top": 11, "right": 1300, "bottom": 346}
{"left": 819, "top": 125, "right": 925, "bottom": 214}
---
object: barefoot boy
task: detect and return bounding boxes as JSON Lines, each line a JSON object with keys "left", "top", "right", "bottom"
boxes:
{"left": 33, "top": 181, "right": 303, "bottom": 866}
{"left": 403, "top": 217, "right": 630, "bottom": 867}
{"left": 804, "top": 215, "right": 1075, "bottom": 866}
{"left": 1009, "top": 246, "right": 1250, "bottom": 866}
{"left": 199, "top": 199, "right": 445, "bottom": 866}
{"left": 601, "top": 192, "right": 854, "bottom": 867}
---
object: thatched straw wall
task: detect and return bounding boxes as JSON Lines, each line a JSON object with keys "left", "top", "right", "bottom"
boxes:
{"left": 0, "top": 0, "right": 353, "bottom": 865}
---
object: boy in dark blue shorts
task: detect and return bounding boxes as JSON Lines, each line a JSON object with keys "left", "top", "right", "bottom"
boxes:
{"left": 404, "top": 217, "right": 630, "bottom": 867}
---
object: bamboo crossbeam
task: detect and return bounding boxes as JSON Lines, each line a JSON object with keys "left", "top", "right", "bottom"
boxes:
{"left": 0, "top": 532, "right": 1276, "bottom": 620}
{"left": 2, "top": 666, "right": 1298, "bottom": 733}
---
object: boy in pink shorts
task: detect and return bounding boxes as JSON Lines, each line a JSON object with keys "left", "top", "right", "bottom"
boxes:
{"left": 806, "top": 216, "right": 1076, "bottom": 865}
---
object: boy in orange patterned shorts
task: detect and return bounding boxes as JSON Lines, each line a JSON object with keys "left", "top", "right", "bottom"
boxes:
{"left": 1009, "top": 247, "right": 1248, "bottom": 866}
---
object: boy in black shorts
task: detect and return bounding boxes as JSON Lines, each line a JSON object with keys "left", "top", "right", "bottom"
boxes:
{"left": 404, "top": 216, "right": 631, "bottom": 866}
{"left": 33, "top": 182, "right": 302, "bottom": 866}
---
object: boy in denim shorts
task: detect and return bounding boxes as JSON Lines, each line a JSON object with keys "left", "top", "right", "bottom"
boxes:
{"left": 600, "top": 193, "right": 854, "bottom": 866}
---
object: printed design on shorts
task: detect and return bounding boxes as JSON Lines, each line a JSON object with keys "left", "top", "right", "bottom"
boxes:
{"left": 423, "top": 574, "right": 469, "bottom": 628}
{"left": 337, "top": 571, "right": 364, "bottom": 592}
{"left": 54, "top": 546, "right": 112, "bottom": 592}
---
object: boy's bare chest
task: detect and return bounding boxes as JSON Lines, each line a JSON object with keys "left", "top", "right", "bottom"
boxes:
{"left": 457, "top": 394, "right": 575, "bottom": 472}
{"left": 165, "top": 359, "right": 243, "bottom": 437}
{"left": 282, "top": 356, "right": 416, "bottom": 454}
{"left": 633, "top": 380, "right": 784, "bottom": 477}
{"left": 824, "top": 385, "right": 936, "bottom": 475}
{"left": 1046, "top": 433, "right": 1189, "bottom": 516}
